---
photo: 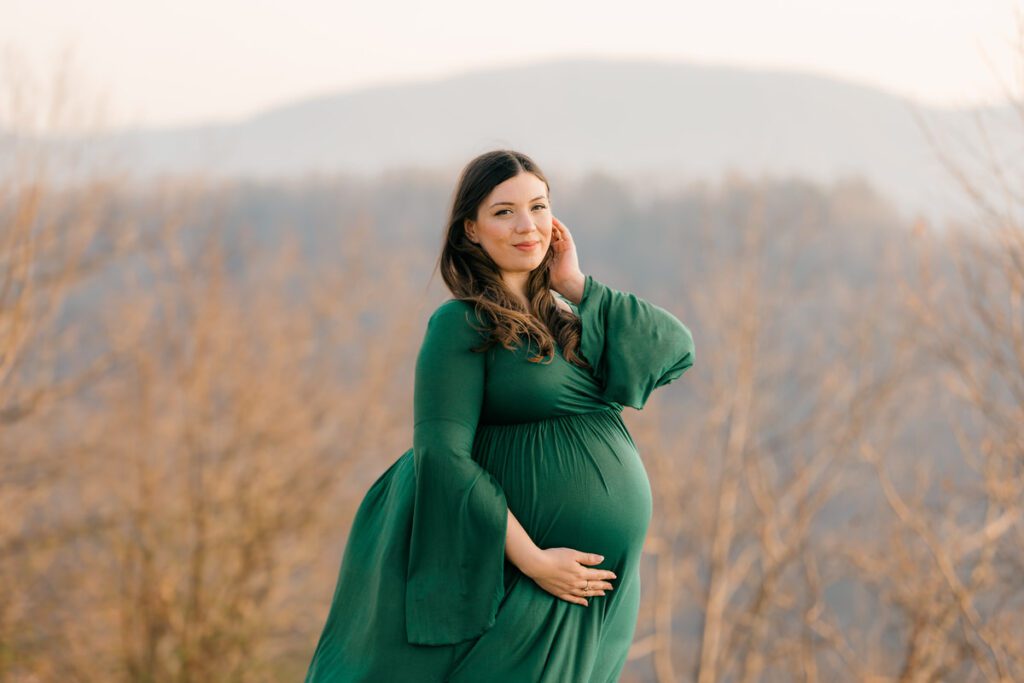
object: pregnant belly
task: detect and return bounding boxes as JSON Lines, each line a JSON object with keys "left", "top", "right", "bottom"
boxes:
{"left": 473, "top": 409, "right": 653, "bottom": 565}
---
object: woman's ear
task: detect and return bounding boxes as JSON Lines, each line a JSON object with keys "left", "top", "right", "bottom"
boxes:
{"left": 464, "top": 218, "right": 477, "bottom": 244}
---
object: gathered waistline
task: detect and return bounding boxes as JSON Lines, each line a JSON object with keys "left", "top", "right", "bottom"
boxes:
{"left": 476, "top": 406, "right": 622, "bottom": 430}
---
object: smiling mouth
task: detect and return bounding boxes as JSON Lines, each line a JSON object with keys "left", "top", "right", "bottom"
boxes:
{"left": 515, "top": 241, "right": 538, "bottom": 249}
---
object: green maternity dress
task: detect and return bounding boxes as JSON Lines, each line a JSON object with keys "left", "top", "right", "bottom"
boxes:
{"left": 304, "top": 274, "right": 695, "bottom": 682}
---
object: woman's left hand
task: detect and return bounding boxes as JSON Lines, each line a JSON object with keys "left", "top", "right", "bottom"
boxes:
{"left": 548, "top": 216, "right": 585, "bottom": 303}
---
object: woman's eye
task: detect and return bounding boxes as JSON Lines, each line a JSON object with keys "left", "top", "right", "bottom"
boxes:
{"left": 496, "top": 204, "right": 547, "bottom": 216}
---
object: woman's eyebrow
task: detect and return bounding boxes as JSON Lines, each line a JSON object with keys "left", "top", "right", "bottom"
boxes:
{"left": 489, "top": 195, "right": 547, "bottom": 208}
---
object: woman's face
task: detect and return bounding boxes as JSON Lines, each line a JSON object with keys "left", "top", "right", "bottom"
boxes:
{"left": 464, "top": 171, "right": 552, "bottom": 276}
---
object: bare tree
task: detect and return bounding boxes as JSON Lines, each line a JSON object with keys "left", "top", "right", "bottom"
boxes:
{"left": 1, "top": 46, "right": 424, "bottom": 681}
{"left": 845, "top": 11, "right": 1024, "bottom": 682}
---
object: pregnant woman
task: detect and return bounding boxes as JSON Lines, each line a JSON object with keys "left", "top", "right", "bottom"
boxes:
{"left": 304, "top": 149, "right": 696, "bottom": 682}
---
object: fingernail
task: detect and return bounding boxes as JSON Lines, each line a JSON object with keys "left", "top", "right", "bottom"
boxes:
{"left": 597, "top": 555, "right": 604, "bottom": 561}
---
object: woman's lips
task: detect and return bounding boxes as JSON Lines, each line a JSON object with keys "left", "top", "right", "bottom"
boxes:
{"left": 515, "top": 241, "right": 538, "bottom": 251}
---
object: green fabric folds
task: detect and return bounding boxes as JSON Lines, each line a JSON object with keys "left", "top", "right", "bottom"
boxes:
{"left": 576, "top": 274, "right": 695, "bottom": 410}
{"left": 405, "top": 300, "right": 509, "bottom": 646}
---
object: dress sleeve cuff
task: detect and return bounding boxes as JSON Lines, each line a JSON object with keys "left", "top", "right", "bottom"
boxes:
{"left": 575, "top": 273, "right": 695, "bottom": 410}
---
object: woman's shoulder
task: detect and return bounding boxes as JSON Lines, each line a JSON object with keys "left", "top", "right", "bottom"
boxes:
{"left": 431, "top": 295, "right": 575, "bottom": 329}
{"left": 430, "top": 297, "right": 476, "bottom": 321}
{"left": 426, "top": 299, "right": 490, "bottom": 338}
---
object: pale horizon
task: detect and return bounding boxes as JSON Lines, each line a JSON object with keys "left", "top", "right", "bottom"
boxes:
{"left": 3, "top": 0, "right": 1023, "bottom": 133}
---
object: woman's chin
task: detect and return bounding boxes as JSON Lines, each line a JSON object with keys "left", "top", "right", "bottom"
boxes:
{"left": 500, "top": 257, "right": 544, "bottom": 272}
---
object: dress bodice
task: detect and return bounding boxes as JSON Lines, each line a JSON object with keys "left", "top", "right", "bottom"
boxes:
{"left": 473, "top": 274, "right": 694, "bottom": 424}
{"left": 480, "top": 332, "right": 612, "bottom": 425}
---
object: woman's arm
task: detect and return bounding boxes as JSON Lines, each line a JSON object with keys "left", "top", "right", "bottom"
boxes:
{"left": 406, "top": 301, "right": 509, "bottom": 644}
{"left": 505, "top": 507, "right": 545, "bottom": 575}
{"left": 547, "top": 217, "right": 695, "bottom": 411}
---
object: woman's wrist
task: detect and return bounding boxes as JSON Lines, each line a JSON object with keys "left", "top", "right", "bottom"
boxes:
{"left": 552, "top": 272, "right": 586, "bottom": 305}
{"left": 514, "top": 545, "right": 548, "bottom": 579}
{"left": 506, "top": 508, "right": 547, "bottom": 578}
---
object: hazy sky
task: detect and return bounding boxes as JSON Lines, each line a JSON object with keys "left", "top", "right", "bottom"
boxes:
{"left": 3, "top": 0, "right": 1022, "bottom": 131}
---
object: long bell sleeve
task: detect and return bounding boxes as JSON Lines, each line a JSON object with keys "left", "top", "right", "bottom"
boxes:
{"left": 404, "top": 300, "right": 509, "bottom": 646}
{"left": 573, "top": 274, "right": 695, "bottom": 410}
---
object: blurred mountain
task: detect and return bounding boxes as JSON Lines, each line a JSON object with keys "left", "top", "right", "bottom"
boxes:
{"left": 7, "top": 57, "right": 1019, "bottom": 223}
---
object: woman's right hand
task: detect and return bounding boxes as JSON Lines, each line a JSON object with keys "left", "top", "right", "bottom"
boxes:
{"left": 522, "top": 547, "right": 617, "bottom": 606}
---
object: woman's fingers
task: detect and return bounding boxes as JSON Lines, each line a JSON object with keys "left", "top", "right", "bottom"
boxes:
{"left": 569, "top": 579, "right": 612, "bottom": 598}
{"left": 551, "top": 216, "right": 572, "bottom": 244}
{"left": 575, "top": 579, "right": 614, "bottom": 592}
{"left": 531, "top": 547, "right": 618, "bottom": 606}
{"left": 575, "top": 552, "right": 604, "bottom": 566}
{"left": 562, "top": 593, "right": 588, "bottom": 607}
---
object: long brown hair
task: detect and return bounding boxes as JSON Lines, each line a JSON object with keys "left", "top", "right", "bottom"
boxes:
{"left": 436, "top": 149, "right": 590, "bottom": 369}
